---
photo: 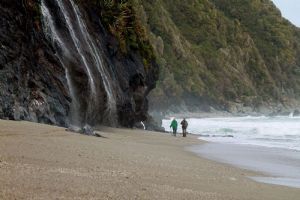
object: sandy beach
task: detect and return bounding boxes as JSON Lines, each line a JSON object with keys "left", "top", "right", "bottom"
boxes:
{"left": 0, "top": 120, "right": 299, "bottom": 199}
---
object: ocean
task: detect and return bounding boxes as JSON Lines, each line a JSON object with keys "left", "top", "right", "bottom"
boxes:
{"left": 162, "top": 116, "right": 300, "bottom": 188}
{"left": 163, "top": 116, "right": 300, "bottom": 151}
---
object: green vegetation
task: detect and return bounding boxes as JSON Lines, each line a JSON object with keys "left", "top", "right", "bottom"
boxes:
{"left": 136, "top": 0, "right": 300, "bottom": 111}
{"left": 25, "top": 0, "right": 42, "bottom": 22}
{"left": 77, "top": 0, "right": 300, "bottom": 111}
{"left": 76, "top": 0, "right": 155, "bottom": 69}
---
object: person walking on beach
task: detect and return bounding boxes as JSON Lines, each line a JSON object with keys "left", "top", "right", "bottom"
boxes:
{"left": 181, "top": 118, "right": 188, "bottom": 137}
{"left": 170, "top": 119, "right": 178, "bottom": 136}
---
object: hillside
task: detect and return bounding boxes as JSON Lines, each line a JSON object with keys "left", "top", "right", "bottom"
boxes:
{"left": 136, "top": 0, "right": 300, "bottom": 114}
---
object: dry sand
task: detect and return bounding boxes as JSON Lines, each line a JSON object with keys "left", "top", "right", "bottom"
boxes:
{"left": 0, "top": 120, "right": 299, "bottom": 199}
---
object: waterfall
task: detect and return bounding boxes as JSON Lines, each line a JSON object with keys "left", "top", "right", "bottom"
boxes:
{"left": 67, "top": 0, "right": 116, "bottom": 114}
{"left": 41, "top": 0, "right": 80, "bottom": 126}
{"left": 41, "top": 0, "right": 116, "bottom": 127}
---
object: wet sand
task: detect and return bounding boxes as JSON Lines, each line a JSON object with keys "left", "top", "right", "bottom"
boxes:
{"left": 0, "top": 120, "right": 300, "bottom": 199}
{"left": 189, "top": 143, "right": 300, "bottom": 188}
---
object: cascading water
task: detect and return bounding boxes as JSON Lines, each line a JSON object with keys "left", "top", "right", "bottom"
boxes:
{"left": 41, "top": 0, "right": 117, "bottom": 128}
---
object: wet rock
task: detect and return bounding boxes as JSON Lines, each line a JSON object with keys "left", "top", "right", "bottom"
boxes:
{"left": 0, "top": 0, "right": 158, "bottom": 128}
{"left": 81, "top": 125, "right": 95, "bottom": 136}
{"left": 66, "top": 125, "right": 103, "bottom": 137}
{"left": 83, "top": 4, "right": 159, "bottom": 127}
{"left": 0, "top": 0, "right": 70, "bottom": 126}
{"left": 134, "top": 121, "right": 145, "bottom": 130}
{"left": 144, "top": 115, "right": 165, "bottom": 132}
{"left": 294, "top": 109, "right": 300, "bottom": 116}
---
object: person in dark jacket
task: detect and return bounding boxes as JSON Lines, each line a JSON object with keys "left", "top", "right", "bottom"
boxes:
{"left": 180, "top": 118, "right": 188, "bottom": 137}
{"left": 170, "top": 119, "right": 178, "bottom": 136}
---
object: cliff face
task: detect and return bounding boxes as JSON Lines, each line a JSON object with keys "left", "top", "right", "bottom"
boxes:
{"left": 77, "top": 0, "right": 159, "bottom": 127}
{"left": 0, "top": 0, "right": 70, "bottom": 126}
{"left": 0, "top": 0, "right": 159, "bottom": 128}
{"left": 137, "top": 0, "right": 300, "bottom": 114}
{"left": 2, "top": 0, "right": 300, "bottom": 128}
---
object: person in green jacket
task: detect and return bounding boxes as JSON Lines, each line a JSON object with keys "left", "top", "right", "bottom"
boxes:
{"left": 170, "top": 118, "right": 178, "bottom": 136}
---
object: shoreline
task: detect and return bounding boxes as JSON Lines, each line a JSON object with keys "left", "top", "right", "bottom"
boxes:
{"left": 188, "top": 142, "right": 300, "bottom": 189}
{"left": 1, "top": 120, "right": 300, "bottom": 199}
{"left": 164, "top": 116, "right": 300, "bottom": 189}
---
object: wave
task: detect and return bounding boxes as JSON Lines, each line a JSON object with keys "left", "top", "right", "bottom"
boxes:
{"left": 162, "top": 116, "right": 300, "bottom": 151}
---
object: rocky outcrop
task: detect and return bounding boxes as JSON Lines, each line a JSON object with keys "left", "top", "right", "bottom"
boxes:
{"left": 0, "top": 0, "right": 159, "bottom": 128}
{"left": 79, "top": 1, "right": 159, "bottom": 127}
{"left": 0, "top": 0, "right": 70, "bottom": 126}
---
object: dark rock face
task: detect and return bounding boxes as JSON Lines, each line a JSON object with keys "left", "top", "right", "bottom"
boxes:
{"left": 103, "top": 36, "right": 159, "bottom": 128}
{"left": 0, "top": 0, "right": 159, "bottom": 128}
{"left": 63, "top": 1, "right": 159, "bottom": 128}
{"left": 0, "top": 0, "right": 70, "bottom": 126}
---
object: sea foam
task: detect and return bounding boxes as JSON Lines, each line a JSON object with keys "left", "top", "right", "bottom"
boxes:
{"left": 163, "top": 116, "right": 300, "bottom": 151}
